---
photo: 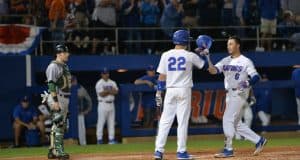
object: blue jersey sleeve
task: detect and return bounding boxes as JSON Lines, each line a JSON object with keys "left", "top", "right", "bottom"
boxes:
{"left": 139, "top": 75, "right": 149, "bottom": 81}
{"left": 12, "top": 105, "right": 21, "bottom": 120}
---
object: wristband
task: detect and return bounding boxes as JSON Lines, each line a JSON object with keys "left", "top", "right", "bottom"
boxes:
{"left": 157, "top": 80, "right": 166, "bottom": 91}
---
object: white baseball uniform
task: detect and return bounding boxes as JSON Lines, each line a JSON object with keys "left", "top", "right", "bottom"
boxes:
{"left": 215, "top": 55, "right": 261, "bottom": 150}
{"left": 155, "top": 49, "right": 205, "bottom": 153}
{"left": 95, "top": 79, "right": 118, "bottom": 141}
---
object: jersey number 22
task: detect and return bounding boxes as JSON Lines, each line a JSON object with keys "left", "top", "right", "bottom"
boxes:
{"left": 168, "top": 57, "right": 186, "bottom": 71}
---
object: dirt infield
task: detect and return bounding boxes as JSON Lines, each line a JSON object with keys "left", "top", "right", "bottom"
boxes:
{"left": 2, "top": 146, "right": 299, "bottom": 160}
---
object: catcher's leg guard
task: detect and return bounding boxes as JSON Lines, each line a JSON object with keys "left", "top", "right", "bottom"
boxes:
{"left": 48, "top": 112, "right": 69, "bottom": 159}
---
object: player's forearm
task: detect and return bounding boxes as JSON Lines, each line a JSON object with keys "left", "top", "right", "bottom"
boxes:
{"left": 48, "top": 81, "right": 58, "bottom": 102}
{"left": 99, "top": 91, "right": 109, "bottom": 97}
{"left": 109, "top": 88, "right": 118, "bottom": 95}
{"left": 134, "top": 79, "right": 148, "bottom": 85}
{"left": 206, "top": 57, "right": 218, "bottom": 74}
{"left": 15, "top": 118, "right": 29, "bottom": 127}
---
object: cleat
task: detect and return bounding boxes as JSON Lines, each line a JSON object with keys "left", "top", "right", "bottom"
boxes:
{"left": 108, "top": 139, "right": 118, "bottom": 145}
{"left": 177, "top": 151, "right": 193, "bottom": 159}
{"left": 153, "top": 150, "right": 163, "bottom": 160}
{"left": 253, "top": 137, "right": 267, "bottom": 155}
{"left": 214, "top": 148, "right": 234, "bottom": 158}
{"left": 97, "top": 139, "right": 103, "bottom": 144}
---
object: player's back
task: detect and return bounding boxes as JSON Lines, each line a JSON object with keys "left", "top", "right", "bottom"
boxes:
{"left": 157, "top": 49, "right": 204, "bottom": 88}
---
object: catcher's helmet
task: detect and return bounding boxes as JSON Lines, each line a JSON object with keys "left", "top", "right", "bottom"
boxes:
{"left": 55, "top": 44, "right": 69, "bottom": 54}
{"left": 172, "top": 30, "right": 190, "bottom": 45}
{"left": 196, "top": 35, "right": 213, "bottom": 50}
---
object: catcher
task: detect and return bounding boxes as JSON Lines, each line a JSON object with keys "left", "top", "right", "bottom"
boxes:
{"left": 41, "top": 44, "right": 71, "bottom": 159}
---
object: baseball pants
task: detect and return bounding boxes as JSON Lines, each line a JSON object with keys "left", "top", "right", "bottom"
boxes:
{"left": 96, "top": 102, "right": 115, "bottom": 141}
{"left": 78, "top": 114, "right": 86, "bottom": 145}
{"left": 155, "top": 87, "right": 191, "bottom": 153}
{"left": 223, "top": 90, "right": 260, "bottom": 150}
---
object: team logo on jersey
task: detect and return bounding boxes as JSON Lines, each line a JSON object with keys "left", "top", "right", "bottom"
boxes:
{"left": 223, "top": 65, "right": 243, "bottom": 72}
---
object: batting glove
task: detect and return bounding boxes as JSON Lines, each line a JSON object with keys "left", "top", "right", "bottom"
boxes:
{"left": 238, "top": 81, "right": 250, "bottom": 90}
{"left": 195, "top": 48, "right": 209, "bottom": 56}
{"left": 41, "top": 91, "right": 50, "bottom": 104}
{"left": 155, "top": 92, "right": 162, "bottom": 107}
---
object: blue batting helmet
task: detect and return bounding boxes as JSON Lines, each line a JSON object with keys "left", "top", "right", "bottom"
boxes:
{"left": 172, "top": 30, "right": 190, "bottom": 45}
{"left": 196, "top": 35, "right": 213, "bottom": 50}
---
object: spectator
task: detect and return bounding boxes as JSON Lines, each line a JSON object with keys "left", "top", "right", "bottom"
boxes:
{"left": 95, "top": 68, "right": 119, "bottom": 144}
{"left": 10, "top": 0, "right": 29, "bottom": 14}
{"left": 64, "top": 5, "right": 77, "bottom": 49}
{"left": 91, "top": 0, "right": 121, "bottom": 54}
{"left": 70, "top": 0, "right": 91, "bottom": 52}
{"left": 71, "top": 76, "right": 92, "bottom": 145}
{"left": 12, "top": 96, "right": 45, "bottom": 147}
{"left": 243, "top": 0, "right": 260, "bottom": 39}
{"left": 182, "top": 0, "right": 199, "bottom": 28}
{"left": 198, "top": 0, "right": 223, "bottom": 26}
{"left": 0, "top": 0, "right": 8, "bottom": 23}
{"left": 281, "top": 0, "right": 300, "bottom": 16}
{"left": 121, "top": 0, "right": 142, "bottom": 54}
{"left": 278, "top": 10, "right": 296, "bottom": 50}
{"left": 278, "top": 10, "right": 296, "bottom": 38}
{"left": 160, "top": 0, "right": 183, "bottom": 38}
{"left": 254, "top": 74, "right": 272, "bottom": 129}
{"left": 290, "top": 32, "right": 300, "bottom": 51}
{"left": 134, "top": 65, "right": 158, "bottom": 128}
{"left": 259, "top": 0, "right": 281, "bottom": 51}
{"left": 292, "top": 66, "right": 300, "bottom": 126}
{"left": 140, "top": 0, "right": 160, "bottom": 54}
{"left": 46, "top": 0, "right": 67, "bottom": 49}
{"left": 221, "top": 0, "right": 234, "bottom": 26}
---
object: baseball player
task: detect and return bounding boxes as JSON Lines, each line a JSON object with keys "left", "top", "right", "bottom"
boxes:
{"left": 203, "top": 36, "right": 267, "bottom": 158}
{"left": 95, "top": 68, "right": 119, "bottom": 144}
{"left": 71, "top": 76, "right": 92, "bottom": 145}
{"left": 42, "top": 44, "right": 71, "bottom": 159}
{"left": 153, "top": 30, "right": 210, "bottom": 160}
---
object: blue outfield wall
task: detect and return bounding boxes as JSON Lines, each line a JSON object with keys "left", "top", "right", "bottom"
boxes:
{"left": 0, "top": 52, "right": 300, "bottom": 140}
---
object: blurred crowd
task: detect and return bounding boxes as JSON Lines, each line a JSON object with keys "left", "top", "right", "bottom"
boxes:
{"left": 1, "top": 0, "right": 300, "bottom": 54}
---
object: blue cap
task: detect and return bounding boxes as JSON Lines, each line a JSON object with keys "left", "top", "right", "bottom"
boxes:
{"left": 21, "top": 95, "right": 29, "bottom": 102}
{"left": 147, "top": 65, "right": 155, "bottom": 71}
{"left": 101, "top": 67, "right": 109, "bottom": 74}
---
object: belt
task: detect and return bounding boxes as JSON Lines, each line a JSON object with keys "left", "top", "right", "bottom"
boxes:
{"left": 99, "top": 100, "right": 113, "bottom": 103}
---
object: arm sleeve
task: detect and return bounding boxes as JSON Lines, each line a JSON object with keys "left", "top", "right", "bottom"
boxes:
{"left": 139, "top": 75, "right": 148, "bottom": 80}
{"left": 157, "top": 54, "right": 166, "bottom": 74}
{"left": 46, "top": 63, "right": 60, "bottom": 83}
{"left": 82, "top": 87, "right": 93, "bottom": 110}
{"left": 246, "top": 59, "right": 259, "bottom": 77}
{"left": 13, "top": 107, "right": 20, "bottom": 119}
{"left": 191, "top": 53, "right": 205, "bottom": 69}
{"left": 113, "top": 81, "right": 119, "bottom": 91}
{"left": 215, "top": 59, "right": 224, "bottom": 73}
{"left": 95, "top": 81, "right": 103, "bottom": 94}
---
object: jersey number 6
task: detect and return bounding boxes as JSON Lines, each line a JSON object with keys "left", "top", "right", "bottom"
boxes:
{"left": 168, "top": 57, "right": 186, "bottom": 71}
